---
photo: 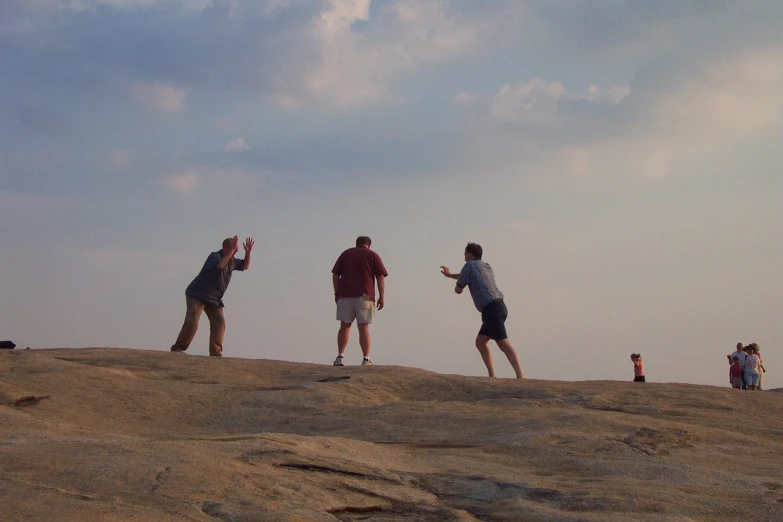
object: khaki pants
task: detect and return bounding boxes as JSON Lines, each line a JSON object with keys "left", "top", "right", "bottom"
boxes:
{"left": 171, "top": 297, "right": 225, "bottom": 356}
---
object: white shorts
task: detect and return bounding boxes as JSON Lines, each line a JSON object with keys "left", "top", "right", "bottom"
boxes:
{"left": 336, "top": 297, "right": 375, "bottom": 324}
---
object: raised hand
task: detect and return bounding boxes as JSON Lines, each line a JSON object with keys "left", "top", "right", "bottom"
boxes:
{"left": 440, "top": 266, "right": 452, "bottom": 277}
{"left": 243, "top": 237, "right": 254, "bottom": 254}
{"left": 231, "top": 235, "right": 239, "bottom": 254}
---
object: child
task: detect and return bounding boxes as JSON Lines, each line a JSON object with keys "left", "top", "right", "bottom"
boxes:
{"left": 729, "top": 356, "right": 743, "bottom": 389}
{"left": 631, "top": 353, "right": 645, "bottom": 382}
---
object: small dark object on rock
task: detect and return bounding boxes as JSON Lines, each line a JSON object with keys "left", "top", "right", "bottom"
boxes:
{"left": 0, "top": 341, "right": 16, "bottom": 350}
{"left": 317, "top": 375, "right": 351, "bottom": 383}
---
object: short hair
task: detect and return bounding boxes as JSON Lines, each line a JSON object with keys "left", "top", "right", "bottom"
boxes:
{"left": 736, "top": 342, "right": 743, "bottom": 349}
{"left": 733, "top": 356, "right": 739, "bottom": 362}
{"left": 222, "top": 238, "right": 234, "bottom": 249}
{"left": 356, "top": 236, "right": 372, "bottom": 247}
{"left": 465, "top": 242, "right": 483, "bottom": 259}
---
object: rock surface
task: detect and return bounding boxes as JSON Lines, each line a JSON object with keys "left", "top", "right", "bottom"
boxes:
{"left": 2, "top": 348, "right": 782, "bottom": 521}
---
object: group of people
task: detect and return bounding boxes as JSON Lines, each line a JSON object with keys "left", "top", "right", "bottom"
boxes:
{"left": 728, "top": 342, "right": 766, "bottom": 391}
{"left": 170, "top": 236, "right": 525, "bottom": 379}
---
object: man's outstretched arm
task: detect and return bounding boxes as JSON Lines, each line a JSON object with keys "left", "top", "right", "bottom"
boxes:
{"left": 440, "top": 266, "right": 460, "bottom": 280}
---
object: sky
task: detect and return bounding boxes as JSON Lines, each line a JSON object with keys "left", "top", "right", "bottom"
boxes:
{"left": 1, "top": 0, "right": 781, "bottom": 388}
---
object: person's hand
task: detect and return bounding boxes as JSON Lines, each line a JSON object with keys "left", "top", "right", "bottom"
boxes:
{"left": 243, "top": 237, "right": 254, "bottom": 254}
{"left": 440, "top": 266, "right": 451, "bottom": 277}
{"left": 231, "top": 235, "right": 239, "bottom": 255}
{"left": 377, "top": 297, "right": 384, "bottom": 310}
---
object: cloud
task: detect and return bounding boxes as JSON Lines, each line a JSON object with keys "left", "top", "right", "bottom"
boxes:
{"left": 165, "top": 172, "right": 199, "bottom": 195}
{"left": 225, "top": 137, "right": 250, "bottom": 153}
{"left": 486, "top": 78, "right": 629, "bottom": 124}
{"left": 130, "top": 82, "right": 186, "bottom": 114}
{"left": 453, "top": 91, "right": 482, "bottom": 105}
{"left": 471, "top": 48, "right": 783, "bottom": 180}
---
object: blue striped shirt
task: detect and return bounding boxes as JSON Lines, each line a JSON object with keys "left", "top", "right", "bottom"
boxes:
{"left": 456, "top": 260, "right": 504, "bottom": 311}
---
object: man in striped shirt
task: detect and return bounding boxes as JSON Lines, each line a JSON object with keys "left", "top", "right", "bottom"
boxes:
{"left": 441, "top": 242, "right": 524, "bottom": 379}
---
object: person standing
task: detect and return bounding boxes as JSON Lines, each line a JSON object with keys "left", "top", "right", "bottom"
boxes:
{"left": 752, "top": 344, "right": 765, "bottom": 390}
{"left": 729, "top": 356, "right": 744, "bottom": 389}
{"left": 631, "top": 353, "right": 646, "bottom": 382}
{"left": 440, "top": 243, "right": 524, "bottom": 379}
{"left": 728, "top": 342, "right": 748, "bottom": 389}
{"left": 171, "top": 236, "right": 254, "bottom": 357}
{"left": 332, "top": 236, "right": 388, "bottom": 366}
{"left": 744, "top": 346, "right": 761, "bottom": 391}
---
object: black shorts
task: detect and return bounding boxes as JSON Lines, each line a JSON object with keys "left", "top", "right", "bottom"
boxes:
{"left": 633, "top": 376, "right": 646, "bottom": 382}
{"left": 478, "top": 299, "right": 508, "bottom": 341}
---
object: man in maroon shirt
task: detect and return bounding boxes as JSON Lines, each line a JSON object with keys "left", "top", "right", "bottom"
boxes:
{"left": 331, "top": 236, "right": 388, "bottom": 366}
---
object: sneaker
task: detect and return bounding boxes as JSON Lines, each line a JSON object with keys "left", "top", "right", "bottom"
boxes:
{"left": 170, "top": 347, "right": 187, "bottom": 353}
{"left": 361, "top": 358, "right": 372, "bottom": 366}
{"left": 333, "top": 354, "right": 345, "bottom": 367}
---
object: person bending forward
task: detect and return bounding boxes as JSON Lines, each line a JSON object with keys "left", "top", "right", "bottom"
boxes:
{"left": 171, "top": 236, "right": 253, "bottom": 357}
{"left": 441, "top": 242, "right": 524, "bottom": 379}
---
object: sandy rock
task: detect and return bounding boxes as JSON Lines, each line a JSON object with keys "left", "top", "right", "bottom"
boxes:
{"left": 1, "top": 348, "right": 782, "bottom": 521}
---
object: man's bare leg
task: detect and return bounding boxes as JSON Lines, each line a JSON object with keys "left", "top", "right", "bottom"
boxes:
{"left": 357, "top": 323, "right": 371, "bottom": 358}
{"left": 337, "top": 322, "right": 351, "bottom": 355}
{"left": 497, "top": 338, "right": 524, "bottom": 379}
{"left": 475, "top": 335, "right": 496, "bottom": 378}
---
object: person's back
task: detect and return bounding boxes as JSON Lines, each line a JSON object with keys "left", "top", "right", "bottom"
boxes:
{"left": 334, "top": 247, "right": 385, "bottom": 300}
{"left": 331, "top": 237, "right": 388, "bottom": 367}
{"left": 458, "top": 260, "right": 504, "bottom": 312}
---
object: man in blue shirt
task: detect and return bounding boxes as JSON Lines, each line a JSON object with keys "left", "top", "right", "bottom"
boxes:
{"left": 441, "top": 242, "right": 524, "bottom": 379}
{"left": 171, "top": 235, "right": 254, "bottom": 357}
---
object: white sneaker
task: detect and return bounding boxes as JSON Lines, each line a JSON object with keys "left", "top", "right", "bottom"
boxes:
{"left": 361, "top": 358, "right": 372, "bottom": 366}
{"left": 333, "top": 355, "right": 345, "bottom": 366}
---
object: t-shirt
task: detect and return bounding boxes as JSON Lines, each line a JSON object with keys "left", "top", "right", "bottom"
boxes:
{"left": 634, "top": 360, "right": 645, "bottom": 377}
{"left": 185, "top": 251, "right": 245, "bottom": 307}
{"left": 745, "top": 354, "right": 760, "bottom": 371}
{"left": 731, "top": 350, "right": 747, "bottom": 366}
{"left": 332, "top": 247, "right": 388, "bottom": 300}
{"left": 456, "top": 260, "right": 504, "bottom": 312}
{"left": 729, "top": 365, "right": 743, "bottom": 379}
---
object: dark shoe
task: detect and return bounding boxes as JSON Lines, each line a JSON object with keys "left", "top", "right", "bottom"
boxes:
{"left": 171, "top": 347, "right": 187, "bottom": 353}
{"left": 209, "top": 352, "right": 223, "bottom": 357}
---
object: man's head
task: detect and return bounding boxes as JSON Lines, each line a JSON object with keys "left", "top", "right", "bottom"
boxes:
{"left": 464, "top": 242, "right": 483, "bottom": 261}
{"left": 222, "top": 236, "right": 238, "bottom": 255}
{"left": 736, "top": 342, "right": 743, "bottom": 350}
{"left": 356, "top": 236, "right": 372, "bottom": 248}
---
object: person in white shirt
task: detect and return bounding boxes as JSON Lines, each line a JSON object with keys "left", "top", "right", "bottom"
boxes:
{"left": 744, "top": 346, "right": 761, "bottom": 391}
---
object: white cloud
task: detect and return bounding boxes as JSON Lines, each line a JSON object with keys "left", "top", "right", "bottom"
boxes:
{"left": 225, "top": 137, "right": 250, "bottom": 152}
{"left": 453, "top": 91, "right": 482, "bottom": 105}
{"left": 292, "top": 0, "right": 501, "bottom": 106}
{"left": 130, "top": 82, "right": 186, "bottom": 114}
{"left": 488, "top": 78, "right": 628, "bottom": 123}
{"left": 490, "top": 78, "right": 566, "bottom": 123}
{"left": 165, "top": 172, "right": 199, "bottom": 195}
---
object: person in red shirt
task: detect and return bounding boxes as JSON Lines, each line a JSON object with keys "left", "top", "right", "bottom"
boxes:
{"left": 729, "top": 356, "right": 744, "bottom": 389}
{"left": 331, "top": 236, "right": 388, "bottom": 366}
